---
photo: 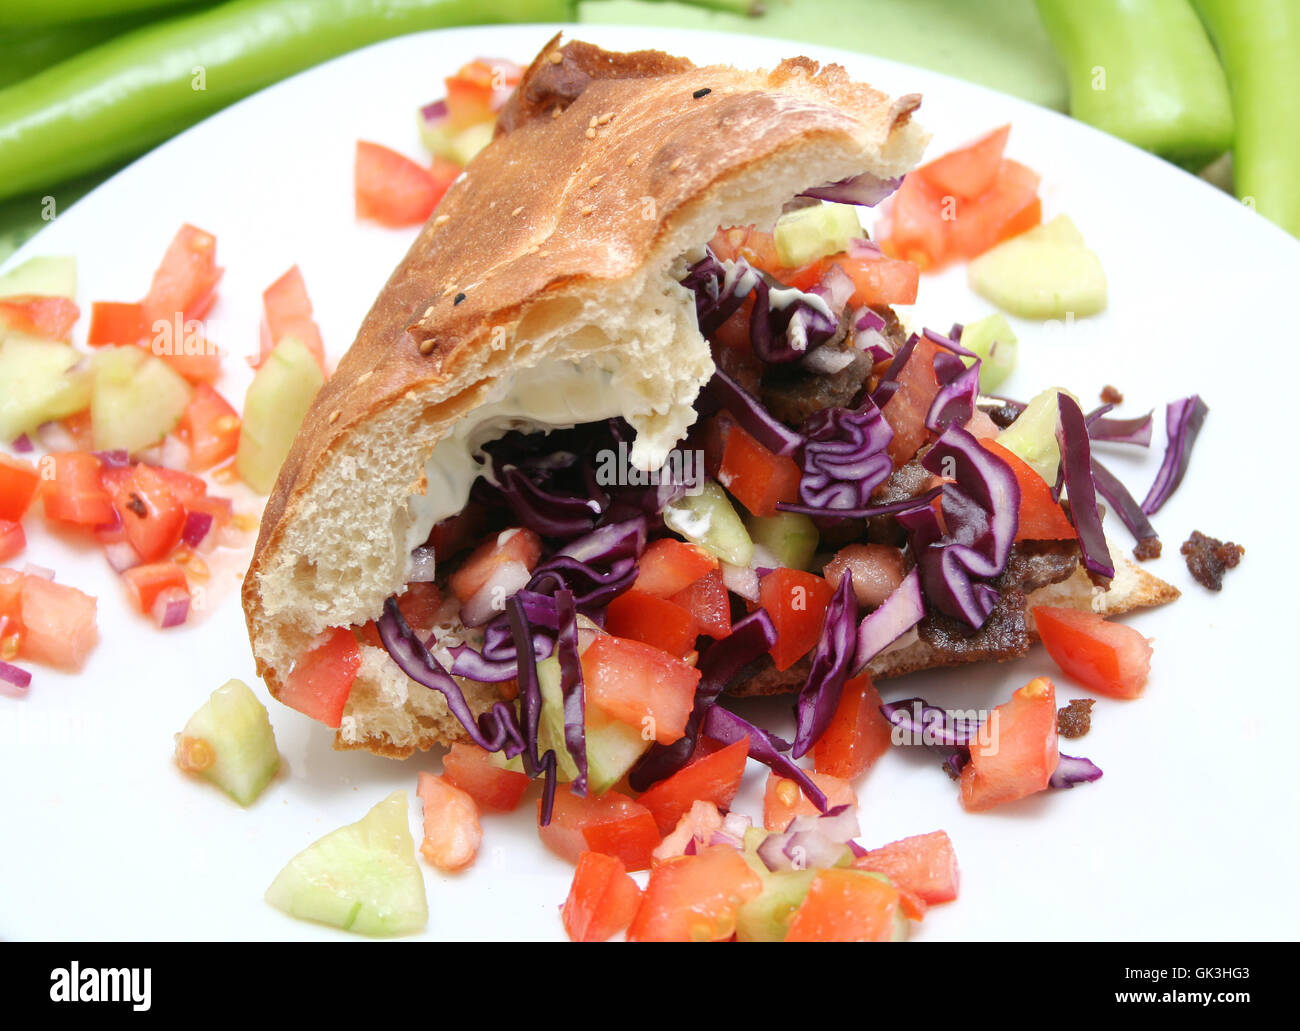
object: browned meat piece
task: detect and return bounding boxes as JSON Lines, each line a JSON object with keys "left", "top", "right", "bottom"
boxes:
{"left": 728, "top": 540, "right": 1081, "bottom": 696}
{"left": 1057, "top": 698, "right": 1095, "bottom": 739}
{"left": 980, "top": 401, "right": 1024, "bottom": 429}
{"left": 712, "top": 338, "right": 762, "bottom": 394}
{"left": 1180, "top": 530, "right": 1243, "bottom": 591}
{"left": 1133, "top": 537, "right": 1162, "bottom": 561}
{"left": 759, "top": 313, "right": 870, "bottom": 425}
{"left": 1100, "top": 384, "right": 1124, "bottom": 405}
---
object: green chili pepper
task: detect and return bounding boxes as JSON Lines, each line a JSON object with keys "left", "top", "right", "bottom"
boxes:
{"left": 1192, "top": 0, "right": 1300, "bottom": 238}
{"left": 0, "top": 0, "right": 755, "bottom": 204}
{"left": 0, "top": 0, "right": 211, "bottom": 29}
{"left": 1034, "top": 0, "right": 1234, "bottom": 168}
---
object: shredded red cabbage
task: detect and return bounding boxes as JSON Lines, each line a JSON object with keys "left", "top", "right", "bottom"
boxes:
{"left": 628, "top": 609, "right": 776, "bottom": 790}
{"left": 799, "top": 172, "right": 904, "bottom": 206}
{"left": 703, "top": 704, "right": 829, "bottom": 812}
{"left": 898, "top": 425, "right": 1020, "bottom": 628}
{"left": 1085, "top": 404, "right": 1153, "bottom": 447}
{"left": 853, "top": 568, "right": 926, "bottom": 673}
{"left": 699, "top": 368, "right": 803, "bottom": 457}
{"left": 1090, "top": 458, "right": 1159, "bottom": 553}
{"left": 0, "top": 659, "right": 31, "bottom": 690}
{"left": 778, "top": 484, "right": 944, "bottom": 521}
{"left": 507, "top": 595, "right": 559, "bottom": 824}
{"left": 1050, "top": 752, "right": 1104, "bottom": 789}
{"left": 879, "top": 696, "right": 982, "bottom": 747}
{"left": 1141, "top": 395, "right": 1208, "bottom": 515}
{"left": 869, "top": 333, "right": 917, "bottom": 409}
{"left": 554, "top": 589, "right": 587, "bottom": 797}
{"left": 791, "top": 572, "right": 859, "bottom": 758}
{"left": 378, "top": 598, "right": 525, "bottom": 756}
{"left": 1056, "top": 394, "right": 1115, "bottom": 578}
{"left": 926, "top": 350, "right": 981, "bottom": 432}
{"left": 797, "top": 398, "right": 894, "bottom": 511}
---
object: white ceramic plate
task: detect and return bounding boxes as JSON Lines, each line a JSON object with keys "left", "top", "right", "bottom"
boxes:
{"left": 2, "top": 24, "right": 1298, "bottom": 943}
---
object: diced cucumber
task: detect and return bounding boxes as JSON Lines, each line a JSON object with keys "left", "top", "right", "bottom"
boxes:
{"left": 176, "top": 679, "right": 280, "bottom": 806}
{"left": 91, "top": 345, "right": 192, "bottom": 454}
{"left": 586, "top": 715, "right": 652, "bottom": 795}
{"left": 959, "top": 313, "right": 1019, "bottom": 393}
{"left": 665, "top": 481, "right": 754, "bottom": 567}
{"left": 236, "top": 337, "right": 325, "bottom": 494}
{"left": 537, "top": 656, "right": 580, "bottom": 782}
{"left": 736, "top": 868, "right": 818, "bottom": 942}
{"left": 0, "top": 334, "right": 92, "bottom": 440}
{"left": 773, "top": 202, "right": 864, "bottom": 267}
{"left": 264, "top": 791, "right": 428, "bottom": 937}
{"left": 968, "top": 215, "right": 1107, "bottom": 320}
{"left": 744, "top": 511, "right": 819, "bottom": 571}
{"left": 504, "top": 655, "right": 651, "bottom": 794}
{"left": 995, "top": 386, "right": 1078, "bottom": 484}
{"left": 0, "top": 255, "right": 76, "bottom": 300}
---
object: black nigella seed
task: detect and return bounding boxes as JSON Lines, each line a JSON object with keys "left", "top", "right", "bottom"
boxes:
{"left": 453, "top": 292, "right": 466, "bottom": 305}
{"left": 692, "top": 88, "right": 711, "bottom": 99}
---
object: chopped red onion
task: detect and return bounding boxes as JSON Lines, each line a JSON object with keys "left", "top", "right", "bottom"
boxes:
{"left": 419, "top": 98, "right": 449, "bottom": 123}
{"left": 11, "top": 434, "right": 34, "bottom": 453}
{"left": 93, "top": 449, "right": 130, "bottom": 468}
{"left": 153, "top": 587, "right": 191, "bottom": 629}
{"left": 181, "top": 511, "right": 214, "bottom": 550}
{"left": 855, "top": 306, "right": 886, "bottom": 333}
{"left": 799, "top": 172, "right": 903, "bottom": 207}
{"left": 460, "top": 559, "right": 532, "bottom": 627}
{"left": 0, "top": 660, "right": 31, "bottom": 691}
{"left": 853, "top": 568, "right": 925, "bottom": 675}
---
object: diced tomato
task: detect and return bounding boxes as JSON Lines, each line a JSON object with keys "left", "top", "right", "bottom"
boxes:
{"left": 852, "top": 830, "right": 959, "bottom": 905}
{"left": 87, "top": 301, "right": 146, "bottom": 348}
{"left": 758, "top": 568, "right": 833, "bottom": 671}
{"left": 785, "top": 868, "right": 900, "bottom": 942}
{"left": 101, "top": 464, "right": 187, "bottom": 563}
{"left": 946, "top": 159, "right": 1041, "bottom": 260}
{"left": 918, "top": 125, "right": 1011, "bottom": 200}
{"left": 635, "top": 737, "right": 749, "bottom": 836}
{"left": 718, "top": 423, "right": 801, "bottom": 518}
{"left": 1032, "top": 605, "right": 1152, "bottom": 700}
{"left": 980, "top": 440, "right": 1075, "bottom": 541}
{"left": 605, "top": 589, "right": 698, "bottom": 657}
{"left": 0, "top": 521, "right": 24, "bottom": 564}
{"left": 813, "top": 671, "right": 893, "bottom": 780}
{"left": 538, "top": 785, "right": 661, "bottom": 872}
{"left": 393, "top": 581, "right": 442, "bottom": 631}
{"left": 444, "top": 57, "right": 523, "bottom": 128}
{"left": 562, "top": 851, "right": 642, "bottom": 943}
{"left": 148, "top": 330, "right": 222, "bottom": 385}
{"left": 121, "top": 562, "right": 188, "bottom": 617}
{"left": 763, "top": 769, "right": 856, "bottom": 832}
{"left": 0, "top": 295, "right": 80, "bottom": 340}
{"left": 876, "top": 173, "right": 950, "bottom": 270}
{"left": 441, "top": 741, "right": 531, "bottom": 812}
{"left": 40, "top": 453, "right": 115, "bottom": 528}
{"left": 653, "top": 800, "right": 725, "bottom": 861}
{"left": 259, "top": 265, "right": 327, "bottom": 375}
{"left": 881, "top": 335, "right": 943, "bottom": 466}
{"left": 279, "top": 626, "right": 361, "bottom": 728}
{"left": 581, "top": 634, "right": 701, "bottom": 745}
{"left": 960, "top": 676, "right": 1059, "bottom": 812}
{"left": 627, "top": 845, "right": 763, "bottom": 942}
{"left": 18, "top": 575, "right": 97, "bottom": 671}
{"left": 355, "top": 141, "right": 441, "bottom": 227}
{"left": 879, "top": 136, "right": 1041, "bottom": 268}
{"left": 141, "top": 224, "right": 223, "bottom": 327}
{"left": 634, "top": 537, "right": 717, "bottom": 598}
{"left": 829, "top": 252, "right": 920, "bottom": 306}
{"left": 669, "top": 568, "right": 732, "bottom": 639}
{"left": 176, "top": 383, "right": 241, "bottom": 473}
{"left": 0, "top": 455, "right": 40, "bottom": 522}
{"left": 448, "top": 527, "right": 542, "bottom": 602}
{"left": 416, "top": 771, "right": 481, "bottom": 871}
{"left": 710, "top": 294, "right": 756, "bottom": 353}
